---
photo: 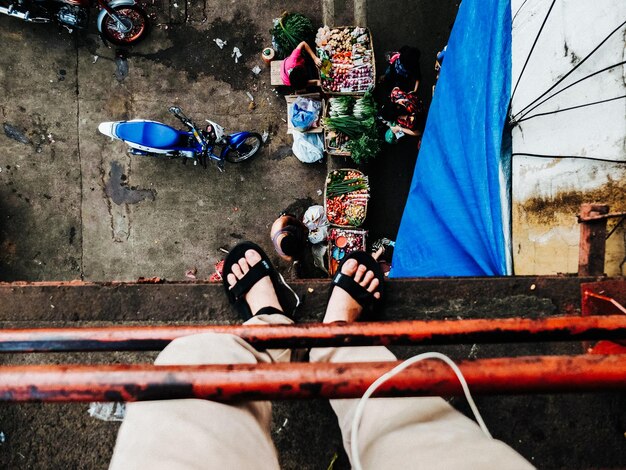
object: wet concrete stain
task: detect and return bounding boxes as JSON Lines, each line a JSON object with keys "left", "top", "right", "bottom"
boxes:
{"left": 105, "top": 161, "right": 156, "bottom": 205}
{"left": 3, "top": 112, "right": 59, "bottom": 153}
{"left": 3, "top": 123, "right": 31, "bottom": 145}
{"left": 283, "top": 197, "right": 316, "bottom": 219}
{"left": 132, "top": 11, "right": 262, "bottom": 90}
{"left": 115, "top": 50, "right": 129, "bottom": 82}
{"left": 69, "top": 226, "right": 76, "bottom": 245}
{"left": 270, "top": 145, "right": 293, "bottom": 161}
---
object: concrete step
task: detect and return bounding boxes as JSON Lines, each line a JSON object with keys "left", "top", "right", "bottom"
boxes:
{"left": 0, "top": 276, "right": 592, "bottom": 323}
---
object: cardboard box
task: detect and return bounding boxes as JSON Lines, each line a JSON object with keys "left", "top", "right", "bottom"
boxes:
{"left": 285, "top": 93, "right": 325, "bottom": 135}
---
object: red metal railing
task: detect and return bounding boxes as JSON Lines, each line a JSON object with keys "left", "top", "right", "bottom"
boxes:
{"left": 1, "top": 311, "right": 625, "bottom": 402}
{"left": 1, "top": 315, "right": 625, "bottom": 352}
{"left": 0, "top": 354, "right": 624, "bottom": 402}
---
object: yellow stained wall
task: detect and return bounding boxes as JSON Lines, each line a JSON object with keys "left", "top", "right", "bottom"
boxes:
{"left": 513, "top": 181, "right": 626, "bottom": 275}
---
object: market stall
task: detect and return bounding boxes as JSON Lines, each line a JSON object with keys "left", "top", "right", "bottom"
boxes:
{"left": 315, "top": 26, "right": 376, "bottom": 94}
{"left": 325, "top": 169, "right": 369, "bottom": 274}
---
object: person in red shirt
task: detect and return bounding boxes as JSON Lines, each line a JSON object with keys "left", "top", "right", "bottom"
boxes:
{"left": 382, "top": 87, "right": 426, "bottom": 138}
{"left": 280, "top": 41, "right": 322, "bottom": 89}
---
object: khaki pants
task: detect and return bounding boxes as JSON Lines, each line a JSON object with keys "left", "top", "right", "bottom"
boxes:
{"left": 110, "top": 314, "right": 533, "bottom": 470}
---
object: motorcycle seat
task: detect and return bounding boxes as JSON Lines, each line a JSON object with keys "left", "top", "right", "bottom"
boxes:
{"left": 116, "top": 121, "right": 182, "bottom": 149}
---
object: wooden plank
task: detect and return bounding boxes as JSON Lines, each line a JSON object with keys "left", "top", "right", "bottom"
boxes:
{"left": 270, "top": 60, "right": 284, "bottom": 86}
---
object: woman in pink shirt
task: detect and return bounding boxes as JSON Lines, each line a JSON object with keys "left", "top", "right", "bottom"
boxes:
{"left": 280, "top": 41, "right": 322, "bottom": 89}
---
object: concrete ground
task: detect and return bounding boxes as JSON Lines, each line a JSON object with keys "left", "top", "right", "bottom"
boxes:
{"left": 0, "top": 0, "right": 327, "bottom": 282}
{"left": 2, "top": 0, "right": 625, "bottom": 469}
{"left": 0, "top": 0, "right": 460, "bottom": 283}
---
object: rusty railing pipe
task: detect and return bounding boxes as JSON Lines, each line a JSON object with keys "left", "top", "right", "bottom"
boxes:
{"left": 0, "top": 354, "right": 624, "bottom": 402}
{"left": 1, "top": 315, "right": 625, "bottom": 352}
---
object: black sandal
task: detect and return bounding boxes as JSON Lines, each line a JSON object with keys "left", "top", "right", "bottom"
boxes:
{"left": 222, "top": 241, "right": 300, "bottom": 321}
{"left": 330, "top": 251, "right": 385, "bottom": 320}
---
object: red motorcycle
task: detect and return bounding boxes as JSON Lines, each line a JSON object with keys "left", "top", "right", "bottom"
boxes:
{"left": 0, "top": 0, "right": 148, "bottom": 46}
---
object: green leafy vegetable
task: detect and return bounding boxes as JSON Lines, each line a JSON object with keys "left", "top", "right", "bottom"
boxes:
{"left": 353, "top": 92, "right": 377, "bottom": 120}
{"left": 271, "top": 13, "right": 315, "bottom": 58}
{"left": 346, "top": 132, "right": 382, "bottom": 163}
{"left": 329, "top": 96, "right": 355, "bottom": 117}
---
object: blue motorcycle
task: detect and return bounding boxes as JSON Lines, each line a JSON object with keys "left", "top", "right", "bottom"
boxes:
{"left": 98, "top": 106, "right": 262, "bottom": 171}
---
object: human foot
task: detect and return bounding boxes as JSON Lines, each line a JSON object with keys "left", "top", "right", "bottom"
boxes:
{"left": 226, "top": 249, "right": 283, "bottom": 316}
{"left": 323, "top": 257, "right": 381, "bottom": 323}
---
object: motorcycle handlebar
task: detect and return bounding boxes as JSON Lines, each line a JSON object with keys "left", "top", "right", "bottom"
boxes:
{"left": 169, "top": 106, "right": 192, "bottom": 125}
{"left": 168, "top": 106, "right": 207, "bottom": 152}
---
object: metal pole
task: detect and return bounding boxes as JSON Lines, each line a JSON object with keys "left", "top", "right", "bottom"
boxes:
{"left": 0, "top": 355, "right": 624, "bottom": 402}
{"left": 578, "top": 203, "right": 609, "bottom": 276}
{"left": 0, "top": 315, "right": 625, "bottom": 352}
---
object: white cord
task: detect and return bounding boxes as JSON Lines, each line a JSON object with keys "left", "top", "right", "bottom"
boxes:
{"left": 277, "top": 271, "right": 301, "bottom": 308}
{"left": 350, "top": 352, "right": 492, "bottom": 470}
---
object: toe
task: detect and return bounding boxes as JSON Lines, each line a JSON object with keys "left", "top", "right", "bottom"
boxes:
{"left": 340, "top": 258, "right": 358, "bottom": 275}
{"left": 245, "top": 249, "right": 262, "bottom": 267}
{"left": 238, "top": 257, "right": 250, "bottom": 275}
{"left": 367, "top": 277, "right": 380, "bottom": 295}
{"left": 361, "top": 270, "right": 374, "bottom": 287}
{"left": 353, "top": 264, "right": 367, "bottom": 283}
{"left": 227, "top": 272, "right": 237, "bottom": 289}
{"left": 231, "top": 263, "right": 243, "bottom": 279}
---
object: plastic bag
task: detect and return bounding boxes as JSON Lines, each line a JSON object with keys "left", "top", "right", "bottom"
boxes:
{"left": 88, "top": 402, "right": 126, "bottom": 421}
{"left": 291, "top": 97, "right": 322, "bottom": 131}
{"left": 292, "top": 130, "right": 324, "bottom": 163}
{"left": 303, "top": 205, "right": 329, "bottom": 243}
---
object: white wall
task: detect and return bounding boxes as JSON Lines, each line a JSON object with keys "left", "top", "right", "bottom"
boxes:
{"left": 511, "top": 0, "right": 626, "bottom": 275}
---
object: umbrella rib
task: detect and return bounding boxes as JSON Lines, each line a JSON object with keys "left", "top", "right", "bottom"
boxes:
{"left": 512, "top": 18, "right": 626, "bottom": 120}
{"left": 510, "top": 0, "right": 557, "bottom": 105}
{"left": 512, "top": 153, "right": 626, "bottom": 164}
{"left": 512, "top": 0, "right": 531, "bottom": 24}
{"left": 514, "top": 60, "right": 626, "bottom": 122}
{"left": 516, "top": 94, "right": 626, "bottom": 123}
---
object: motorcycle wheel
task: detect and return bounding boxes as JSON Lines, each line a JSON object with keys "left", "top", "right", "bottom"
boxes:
{"left": 100, "top": 5, "right": 149, "bottom": 46}
{"left": 224, "top": 133, "right": 262, "bottom": 163}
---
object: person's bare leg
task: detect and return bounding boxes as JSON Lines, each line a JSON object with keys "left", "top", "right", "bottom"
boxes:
{"left": 310, "top": 256, "right": 532, "bottom": 470}
{"left": 110, "top": 248, "right": 291, "bottom": 470}
{"left": 227, "top": 248, "right": 283, "bottom": 314}
{"left": 228, "top": 248, "right": 294, "bottom": 364}
{"left": 322, "top": 258, "right": 380, "bottom": 323}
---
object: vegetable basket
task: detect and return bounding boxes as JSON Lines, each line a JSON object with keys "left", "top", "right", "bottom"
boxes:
{"left": 324, "top": 130, "right": 351, "bottom": 156}
{"left": 324, "top": 168, "right": 369, "bottom": 228}
{"left": 327, "top": 227, "right": 368, "bottom": 275}
{"left": 315, "top": 26, "right": 376, "bottom": 96}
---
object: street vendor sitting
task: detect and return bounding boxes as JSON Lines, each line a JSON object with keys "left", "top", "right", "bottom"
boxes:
{"left": 281, "top": 41, "right": 322, "bottom": 89}
{"left": 380, "top": 45, "right": 422, "bottom": 94}
{"left": 270, "top": 214, "right": 309, "bottom": 263}
{"left": 382, "top": 87, "right": 426, "bottom": 138}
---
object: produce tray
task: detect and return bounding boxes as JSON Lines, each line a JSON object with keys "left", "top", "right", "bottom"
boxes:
{"left": 322, "top": 99, "right": 351, "bottom": 156}
{"left": 316, "top": 26, "right": 376, "bottom": 96}
{"left": 324, "top": 168, "right": 369, "bottom": 228}
{"left": 327, "top": 228, "right": 368, "bottom": 275}
{"left": 324, "top": 132, "right": 351, "bottom": 156}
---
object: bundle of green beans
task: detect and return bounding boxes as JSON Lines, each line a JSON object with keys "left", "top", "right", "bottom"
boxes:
{"left": 271, "top": 13, "right": 315, "bottom": 58}
{"left": 326, "top": 177, "right": 369, "bottom": 197}
{"left": 322, "top": 116, "right": 375, "bottom": 140}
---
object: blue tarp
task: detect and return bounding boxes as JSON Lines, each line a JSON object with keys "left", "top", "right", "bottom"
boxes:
{"left": 390, "top": 0, "right": 512, "bottom": 277}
